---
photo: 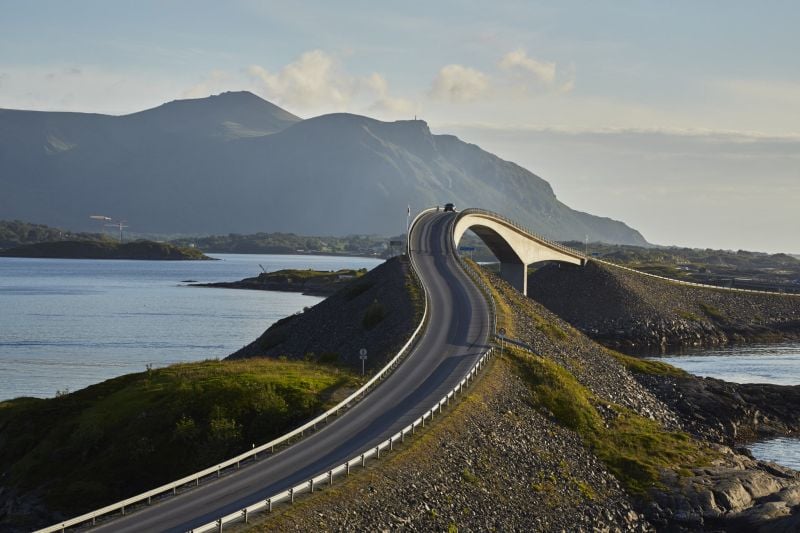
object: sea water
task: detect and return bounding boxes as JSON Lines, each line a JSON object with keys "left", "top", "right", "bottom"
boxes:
{"left": 0, "top": 254, "right": 382, "bottom": 400}
{"left": 650, "top": 342, "right": 800, "bottom": 470}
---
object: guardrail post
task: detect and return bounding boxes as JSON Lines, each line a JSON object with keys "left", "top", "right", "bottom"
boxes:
{"left": 389, "top": 437, "right": 393, "bottom": 451}
{"left": 217, "top": 517, "right": 222, "bottom": 532}
{"left": 267, "top": 498, "right": 272, "bottom": 512}
{"left": 217, "top": 466, "right": 221, "bottom": 478}
{"left": 361, "top": 453, "right": 366, "bottom": 467}
{"left": 329, "top": 470, "right": 334, "bottom": 485}
{"left": 196, "top": 476, "right": 200, "bottom": 486}
{"left": 148, "top": 495, "right": 152, "bottom": 504}
{"left": 173, "top": 487, "right": 177, "bottom": 495}
{"left": 121, "top": 505, "right": 125, "bottom": 516}
{"left": 401, "top": 429, "right": 406, "bottom": 443}
{"left": 310, "top": 479, "right": 314, "bottom": 493}
{"left": 243, "top": 508, "right": 248, "bottom": 523}
{"left": 376, "top": 445, "right": 380, "bottom": 459}
{"left": 236, "top": 461, "right": 240, "bottom": 469}
{"left": 290, "top": 488, "right": 295, "bottom": 503}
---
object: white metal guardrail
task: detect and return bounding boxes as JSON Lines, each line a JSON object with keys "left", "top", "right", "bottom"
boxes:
{"left": 184, "top": 208, "right": 497, "bottom": 531}
{"left": 188, "top": 346, "right": 496, "bottom": 532}
{"left": 37, "top": 212, "right": 437, "bottom": 533}
{"left": 593, "top": 257, "right": 800, "bottom": 297}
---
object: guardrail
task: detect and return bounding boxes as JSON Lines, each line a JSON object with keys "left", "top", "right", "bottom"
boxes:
{"left": 189, "top": 345, "right": 496, "bottom": 532}
{"left": 455, "top": 251, "right": 497, "bottom": 337}
{"left": 457, "top": 208, "right": 587, "bottom": 262}
{"left": 38, "top": 216, "right": 435, "bottom": 533}
{"left": 183, "top": 209, "right": 496, "bottom": 532}
{"left": 593, "top": 257, "right": 800, "bottom": 297}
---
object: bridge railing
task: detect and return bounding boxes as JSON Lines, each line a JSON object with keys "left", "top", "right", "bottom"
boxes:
{"left": 37, "top": 215, "right": 436, "bottom": 533}
{"left": 457, "top": 208, "right": 587, "bottom": 262}
{"left": 593, "top": 257, "right": 800, "bottom": 298}
{"left": 455, "top": 251, "right": 497, "bottom": 337}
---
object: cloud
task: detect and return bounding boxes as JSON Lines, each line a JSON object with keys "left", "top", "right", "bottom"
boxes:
{"left": 247, "top": 50, "right": 353, "bottom": 110}
{"left": 429, "top": 64, "right": 490, "bottom": 102}
{"left": 499, "top": 49, "right": 556, "bottom": 84}
{"left": 364, "top": 73, "right": 416, "bottom": 115}
{"left": 182, "top": 70, "right": 237, "bottom": 99}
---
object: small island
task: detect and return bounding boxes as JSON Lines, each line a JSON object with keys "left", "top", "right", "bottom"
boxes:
{"left": 0, "top": 240, "right": 214, "bottom": 260}
{"left": 192, "top": 268, "right": 367, "bottom": 296}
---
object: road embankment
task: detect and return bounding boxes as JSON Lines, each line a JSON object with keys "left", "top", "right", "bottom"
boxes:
{"left": 528, "top": 260, "right": 800, "bottom": 352}
{"left": 227, "top": 256, "right": 422, "bottom": 371}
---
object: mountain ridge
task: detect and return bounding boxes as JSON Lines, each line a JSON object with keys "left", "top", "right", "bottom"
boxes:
{"left": 0, "top": 92, "right": 647, "bottom": 245}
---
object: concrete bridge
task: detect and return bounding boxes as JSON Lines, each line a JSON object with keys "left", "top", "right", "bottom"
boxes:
{"left": 453, "top": 208, "right": 586, "bottom": 295}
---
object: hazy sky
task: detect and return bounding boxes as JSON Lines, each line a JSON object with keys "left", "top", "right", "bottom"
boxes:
{"left": 2, "top": 1, "right": 798, "bottom": 252}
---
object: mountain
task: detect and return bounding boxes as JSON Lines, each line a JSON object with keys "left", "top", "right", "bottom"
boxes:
{"left": 0, "top": 92, "right": 647, "bottom": 245}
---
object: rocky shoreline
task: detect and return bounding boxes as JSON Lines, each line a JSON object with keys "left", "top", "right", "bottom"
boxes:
{"left": 191, "top": 268, "right": 367, "bottom": 296}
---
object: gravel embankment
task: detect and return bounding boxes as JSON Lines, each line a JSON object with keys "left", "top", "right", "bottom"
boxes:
{"left": 237, "top": 266, "right": 800, "bottom": 532}
{"left": 528, "top": 260, "right": 800, "bottom": 352}
{"left": 243, "top": 356, "right": 651, "bottom": 532}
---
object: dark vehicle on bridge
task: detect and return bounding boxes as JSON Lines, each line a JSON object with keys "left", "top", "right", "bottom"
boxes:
{"left": 444, "top": 203, "right": 455, "bottom": 212}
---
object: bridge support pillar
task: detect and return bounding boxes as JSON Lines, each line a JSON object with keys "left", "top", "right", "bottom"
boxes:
{"left": 500, "top": 262, "right": 528, "bottom": 295}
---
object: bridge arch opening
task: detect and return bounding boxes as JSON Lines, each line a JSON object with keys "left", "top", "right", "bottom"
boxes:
{"left": 453, "top": 212, "right": 585, "bottom": 296}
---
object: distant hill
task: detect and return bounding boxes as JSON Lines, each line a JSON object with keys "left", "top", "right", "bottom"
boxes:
{"left": 0, "top": 240, "right": 211, "bottom": 260}
{"left": 0, "top": 219, "right": 106, "bottom": 249}
{"left": 0, "top": 92, "right": 647, "bottom": 245}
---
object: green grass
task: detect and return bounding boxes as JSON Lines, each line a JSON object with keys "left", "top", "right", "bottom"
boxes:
{"left": 699, "top": 302, "right": 727, "bottom": 322}
{"left": 676, "top": 309, "right": 701, "bottom": 322}
{"left": 0, "top": 358, "right": 361, "bottom": 515}
{"left": 606, "top": 350, "right": 688, "bottom": 378}
{"left": 507, "top": 347, "right": 714, "bottom": 495}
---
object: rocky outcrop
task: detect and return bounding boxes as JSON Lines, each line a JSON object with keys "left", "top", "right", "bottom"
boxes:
{"left": 648, "top": 447, "right": 800, "bottom": 532}
{"left": 634, "top": 373, "right": 800, "bottom": 445}
{"left": 227, "top": 256, "right": 421, "bottom": 371}
{"left": 528, "top": 260, "right": 800, "bottom": 352}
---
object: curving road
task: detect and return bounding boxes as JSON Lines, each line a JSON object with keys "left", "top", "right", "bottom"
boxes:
{"left": 92, "top": 210, "right": 490, "bottom": 533}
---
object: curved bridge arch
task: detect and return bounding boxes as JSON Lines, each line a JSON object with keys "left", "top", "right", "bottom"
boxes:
{"left": 453, "top": 208, "right": 586, "bottom": 295}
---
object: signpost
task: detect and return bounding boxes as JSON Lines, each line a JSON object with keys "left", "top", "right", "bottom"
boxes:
{"left": 359, "top": 348, "right": 368, "bottom": 376}
{"left": 498, "top": 327, "right": 506, "bottom": 354}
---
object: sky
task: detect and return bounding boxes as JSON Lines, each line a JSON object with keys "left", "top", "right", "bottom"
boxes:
{"left": 1, "top": 1, "right": 798, "bottom": 253}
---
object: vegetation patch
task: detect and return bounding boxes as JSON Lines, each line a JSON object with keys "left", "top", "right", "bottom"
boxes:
{"left": 676, "top": 309, "right": 701, "bottom": 322}
{"left": 362, "top": 299, "right": 387, "bottom": 330}
{"left": 606, "top": 349, "right": 688, "bottom": 378}
{"left": 507, "top": 347, "right": 714, "bottom": 495}
{"left": 0, "top": 359, "right": 361, "bottom": 515}
{"left": 699, "top": 302, "right": 727, "bottom": 322}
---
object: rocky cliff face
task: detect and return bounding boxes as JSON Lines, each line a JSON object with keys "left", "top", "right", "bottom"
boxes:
{"left": 527, "top": 260, "right": 800, "bottom": 352}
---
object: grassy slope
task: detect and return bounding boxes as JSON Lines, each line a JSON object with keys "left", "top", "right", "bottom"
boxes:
{"left": 0, "top": 359, "right": 361, "bottom": 516}
{"left": 480, "top": 264, "right": 715, "bottom": 496}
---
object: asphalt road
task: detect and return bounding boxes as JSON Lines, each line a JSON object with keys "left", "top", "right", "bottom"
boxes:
{"left": 92, "top": 210, "right": 491, "bottom": 532}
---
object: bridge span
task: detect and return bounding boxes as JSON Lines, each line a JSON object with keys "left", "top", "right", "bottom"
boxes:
{"left": 453, "top": 208, "right": 586, "bottom": 295}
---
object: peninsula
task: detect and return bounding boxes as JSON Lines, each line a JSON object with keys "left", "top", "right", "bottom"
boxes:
{"left": 0, "top": 240, "right": 212, "bottom": 260}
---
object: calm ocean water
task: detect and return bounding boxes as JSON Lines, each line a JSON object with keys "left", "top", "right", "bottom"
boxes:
{"left": 650, "top": 342, "right": 800, "bottom": 471}
{"left": 0, "top": 254, "right": 382, "bottom": 400}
